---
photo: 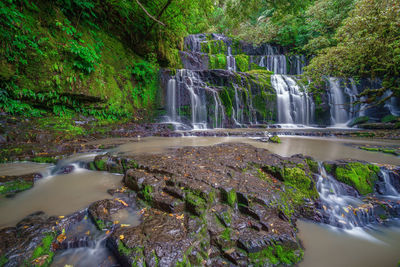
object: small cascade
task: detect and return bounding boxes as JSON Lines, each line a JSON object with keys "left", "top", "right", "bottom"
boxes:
{"left": 212, "top": 90, "right": 225, "bottom": 128}
{"left": 266, "top": 55, "right": 287, "bottom": 75}
{"left": 271, "top": 75, "right": 314, "bottom": 125}
{"left": 177, "top": 69, "right": 208, "bottom": 129}
{"left": 272, "top": 75, "right": 293, "bottom": 124}
{"left": 166, "top": 78, "right": 177, "bottom": 122}
{"left": 232, "top": 84, "right": 243, "bottom": 126}
{"left": 227, "top": 46, "right": 236, "bottom": 71}
{"left": 381, "top": 168, "right": 400, "bottom": 198}
{"left": 328, "top": 78, "right": 350, "bottom": 125}
{"left": 316, "top": 163, "right": 375, "bottom": 229}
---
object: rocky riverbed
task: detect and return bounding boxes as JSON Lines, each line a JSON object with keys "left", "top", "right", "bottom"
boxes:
{"left": 1, "top": 140, "right": 399, "bottom": 266}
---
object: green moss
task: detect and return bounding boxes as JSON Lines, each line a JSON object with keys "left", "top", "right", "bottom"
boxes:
{"left": 381, "top": 114, "right": 398, "bottom": 123}
{"left": 0, "top": 180, "right": 34, "bottom": 195}
{"left": 185, "top": 191, "right": 207, "bottom": 216}
{"left": 248, "top": 244, "right": 303, "bottom": 266}
{"left": 30, "top": 157, "right": 58, "bottom": 164}
{"left": 29, "top": 233, "right": 55, "bottom": 267}
{"left": 323, "top": 162, "right": 334, "bottom": 175}
{"left": 0, "top": 255, "right": 8, "bottom": 267}
{"left": 225, "top": 189, "right": 237, "bottom": 207}
{"left": 94, "top": 159, "right": 107, "bottom": 171}
{"left": 306, "top": 158, "right": 319, "bottom": 173}
{"left": 220, "top": 228, "right": 231, "bottom": 241}
{"left": 118, "top": 241, "right": 145, "bottom": 267}
{"left": 142, "top": 185, "right": 153, "bottom": 203}
{"left": 359, "top": 146, "right": 399, "bottom": 156}
{"left": 209, "top": 54, "right": 227, "bottom": 69}
{"left": 269, "top": 136, "right": 281, "bottom": 143}
{"left": 335, "top": 162, "right": 380, "bottom": 195}
{"left": 348, "top": 116, "right": 369, "bottom": 127}
{"left": 220, "top": 87, "right": 234, "bottom": 117}
{"left": 250, "top": 63, "right": 266, "bottom": 70}
{"left": 235, "top": 54, "right": 249, "bottom": 72}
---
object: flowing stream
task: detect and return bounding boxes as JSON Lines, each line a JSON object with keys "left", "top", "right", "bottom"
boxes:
{"left": 1, "top": 135, "right": 400, "bottom": 266}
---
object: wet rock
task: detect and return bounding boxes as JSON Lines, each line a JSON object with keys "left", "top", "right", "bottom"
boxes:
{"left": 0, "top": 173, "right": 41, "bottom": 196}
{"left": 110, "top": 144, "right": 312, "bottom": 266}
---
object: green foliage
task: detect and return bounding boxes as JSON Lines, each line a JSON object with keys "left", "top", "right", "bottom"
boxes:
{"left": 305, "top": 0, "right": 400, "bottom": 104}
{"left": 128, "top": 59, "right": 159, "bottom": 109}
{"left": 248, "top": 243, "right": 303, "bottom": 265}
{"left": 209, "top": 54, "right": 227, "bottom": 69}
{"left": 335, "top": 162, "right": 380, "bottom": 195}
{"left": 0, "top": 255, "right": 7, "bottom": 266}
{"left": 359, "top": 147, "right": 399, "bottom": 156}
{"left": 235, "top": 54, "right": 249, "bottom": 72}
{"left": 29, "top": 233, "right": 55, "bottom": 267}
{"left": 381, "top": 114, "right": 398, "bottom": 123}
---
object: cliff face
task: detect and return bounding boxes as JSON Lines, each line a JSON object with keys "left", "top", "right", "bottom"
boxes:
{"left": 0, "top": 1, "right": 160, "bottom": 120}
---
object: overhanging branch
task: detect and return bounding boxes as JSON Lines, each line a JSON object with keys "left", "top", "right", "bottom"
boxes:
{"left": 136, "top": 0, "right": 166, "bottom": 27}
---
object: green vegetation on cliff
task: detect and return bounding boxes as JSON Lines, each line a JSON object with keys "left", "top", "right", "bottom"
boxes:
{"left": 0, "top": 0, "right": 213, "bottom": 121}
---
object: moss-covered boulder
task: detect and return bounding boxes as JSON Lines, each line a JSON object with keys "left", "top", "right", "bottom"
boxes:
{"left": 334, "top": 162, "right": 380, "bottom": 195}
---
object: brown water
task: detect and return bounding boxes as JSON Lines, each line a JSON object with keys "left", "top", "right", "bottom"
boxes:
{"left": 298, "top": 220, "right": 400, "bottom": 267}
{"left": 0, "top": 166, "right": 122, "bottom": 227}
{"left": 108, "top": 136, "right": 400, "bottom": 165}
{"left": 0, "top": 162, "right": 52, "bottom": 176}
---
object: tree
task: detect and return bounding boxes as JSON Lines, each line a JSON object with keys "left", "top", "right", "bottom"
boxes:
{"left": 305, "top": 0, "right": 400, "bottom": 104}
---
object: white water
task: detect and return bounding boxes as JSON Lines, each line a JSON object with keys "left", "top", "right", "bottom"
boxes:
{"left": 271, "top": 75, "right": 314, "bottom": 125}
{"left": 328, "top": 78, "right": 350, "bottom": 125}
{"left": 166, "top": 78, "right": 177, "bottom": 122}
{"left": 381, "top": 169, "right": 400, "bottom": 198}
{"left": 227, "top": 46, "right": 236, "bottom": 71}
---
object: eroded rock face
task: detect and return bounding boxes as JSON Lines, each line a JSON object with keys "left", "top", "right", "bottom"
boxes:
{"left": 100, "top": 143, "right": 320, "bottom": 266}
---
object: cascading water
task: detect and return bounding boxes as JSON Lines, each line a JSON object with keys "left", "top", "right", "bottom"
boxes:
{"left": 166, "top": 78, "right": 177, "bottom": 122}
{"left": 316, "top": 163, "right": 376, "bottom": 229}
{"left": 227, "top": 46, "right": 236, "bottom": 71}
{"left": 381, "top": 168, "right": 400, "bottom": 198}
{"left": 271, "top": 74, "right": 314, "bottom": 125}
{"left": 328, "top": 78, "right": 350, "bottom": 126}
{"left": 177, "top": 69, "right": 208, "bottom": 129}
{"left": 317, "top": 163, "right": 400, "bottom": 231}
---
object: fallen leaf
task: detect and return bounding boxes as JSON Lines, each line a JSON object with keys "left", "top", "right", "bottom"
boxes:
{"left": 106, "top": 230, "right": 110, "bottom": 235}
{"left": 85, "top": 230, "right": 90, "bottom": 235}
{"left": 31, "top": 255, "right": 49, "bottom": 266}
{"left": 116, "top": 198, "right": 129, "bottom": 207}
{"left": 119, "top": 235, "right": 124, "bottom": 240}
{"left": 58, "top": 216, "right": 64, "bottom": 219}
{"left": 176, "top": 214, "right": 184, "bottom": 220}
{"left": 57, "top": 233, "right": 66, "bottom": 243}
{"left": 114, "top": 220, "right": 120, "bottom": 225}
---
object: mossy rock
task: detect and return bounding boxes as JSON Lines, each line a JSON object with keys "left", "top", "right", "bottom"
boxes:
{"left": 334, "top": 162, "right": 380, "bottom": 195}
{"left": 269, "top": 136, "right": 281, "bottom": 143}
{"left": 381, "top": 114, "right": 398, "bottom": 123}
{"left": 0, "top": 179, "right": 34, "bottom": 196}
{"left": 347, "top": 116, "right": 369, "bottom": 127}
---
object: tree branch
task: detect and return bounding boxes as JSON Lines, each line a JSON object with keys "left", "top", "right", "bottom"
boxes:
{"left": 135, "top": 0, "right": 166, "bottom": 27}
{"left": 144, "top": 0, "right": 173, "bottom": 38}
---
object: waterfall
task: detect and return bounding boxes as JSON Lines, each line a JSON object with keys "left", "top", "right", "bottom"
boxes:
{"left": 177, "top": 70, "right": 208, "bottom": 129}
{"left": 272, "top": 75, "right": 294, "bottom": 124}
{"left": 271, "top": 75, "right": 314, "bottom": 125}
{"left": 317, "top": 163, "right": 400, "bottom": 230}
{"left": 227, "top": 47, "right": 236, "bottom": 71}
{"left": 212, "top": 90, "right": 225, "bottom": 128}
{"left": 328, "top": 78, "right": 350, "bottom": 125}
{"left": 266, "top": 55, "right": 287, "bottom": 74}
{"left": 232, "top": 84, "right": 243, "bottom": 126}
{"left": 166, "top": 78, "right": 177, "bottom": 122}
{"left": 381, "top": 168, "right": 400, "bottom": 197}
{"left": 316, "top": 163, "right": 375, "bottom": 229}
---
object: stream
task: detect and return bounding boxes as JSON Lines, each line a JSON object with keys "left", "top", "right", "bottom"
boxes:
{"left": 1, "top": 134, "right": 399, "bottom": 266}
